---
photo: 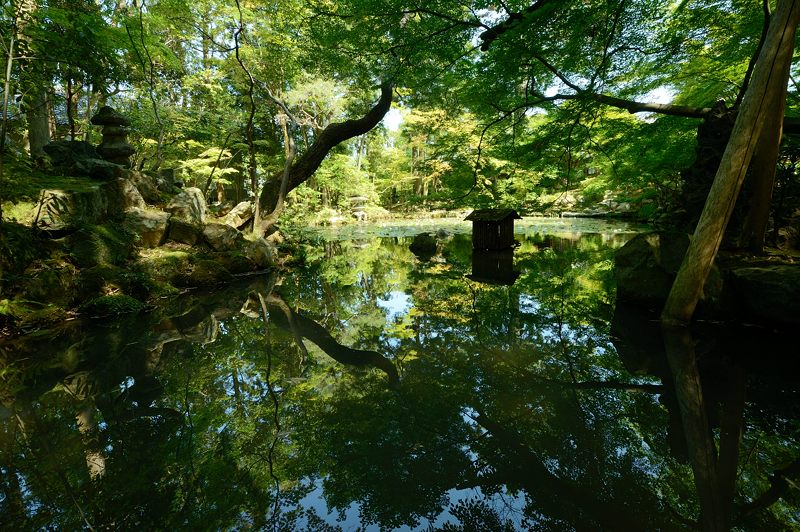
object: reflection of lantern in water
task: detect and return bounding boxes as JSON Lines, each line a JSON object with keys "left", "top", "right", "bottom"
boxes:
{"left": 468, "top": 248, "right": 520, "bottom": 286}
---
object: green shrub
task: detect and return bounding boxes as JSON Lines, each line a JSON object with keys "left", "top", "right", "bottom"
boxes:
{"left": 79, "top": 294, "right": 145, "bottom": 317}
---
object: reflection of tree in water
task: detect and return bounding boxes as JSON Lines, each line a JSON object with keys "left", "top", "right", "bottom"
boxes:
{"left": 615, "top": 305, "right": 800, "bottom": 530}
{"left": 0, "top": 231, "right": 798, "bottom": 530}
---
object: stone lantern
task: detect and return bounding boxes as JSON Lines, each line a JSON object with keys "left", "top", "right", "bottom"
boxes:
{"left": 90, "top": 106, "right": 135, "bottom": 168}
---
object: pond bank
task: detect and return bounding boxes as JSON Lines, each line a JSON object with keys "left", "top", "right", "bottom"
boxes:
{"left": 0, "top": 170, "right": 279, "bottom": 338}
{"left": 615, "top": 232, "right": 800, "bottom": 328}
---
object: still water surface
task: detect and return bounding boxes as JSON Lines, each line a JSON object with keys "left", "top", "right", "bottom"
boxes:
{"left": 1, "top": 218, "right": 798, "bottom": 530}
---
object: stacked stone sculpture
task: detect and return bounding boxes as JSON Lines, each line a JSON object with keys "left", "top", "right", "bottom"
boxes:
{"left": 90, "top": 106, "right": 135, "bottom": 168}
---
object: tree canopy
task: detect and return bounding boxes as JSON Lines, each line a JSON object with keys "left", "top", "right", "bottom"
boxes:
{"left": 1, "top": 0, "right": 798, "bottom": 262}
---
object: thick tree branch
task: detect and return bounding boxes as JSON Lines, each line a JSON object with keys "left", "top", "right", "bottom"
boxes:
{"left": 585, "top": 93, "right": 712, "bottom": 118}
{"left": 739, "top": 457, "right": 800, "bottom": 517}
{"left": 479, "top": 0, "right": 557, "bottom": 51}
{"left": 256, "top": 81, "right": 393, "bottom": 230}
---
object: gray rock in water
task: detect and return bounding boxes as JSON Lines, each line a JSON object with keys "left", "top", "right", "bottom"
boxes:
{"left": 614, "top": 232, "right": 722, "bottom": 312}
{"left": 166, "top": 187, "right": 206, "bottom": 225}
{"left": 240, "top": 237, "right": 275, "bottom": 269}
{"left": 410, "top": 233, "right": 437, "bottom": 260}
{"left": 730, "top": 265, "right": 800, "bottom": 325}
{"left": 124, "top": 208, "right": 170, "bottom": 248}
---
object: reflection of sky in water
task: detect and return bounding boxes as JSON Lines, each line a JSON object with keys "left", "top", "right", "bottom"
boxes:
{"left": 296, "top": 478, "right": 526, "bottom": 531}
{"left": 299, "top": 216, "right": 648, "bottom": 242}
{"left": 377, "top": 290, "right": 412, "bottom": 320}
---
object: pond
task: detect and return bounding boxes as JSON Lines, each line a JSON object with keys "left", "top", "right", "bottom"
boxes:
{"left": 1, "top": 218, "right": 798, "bottom": 530}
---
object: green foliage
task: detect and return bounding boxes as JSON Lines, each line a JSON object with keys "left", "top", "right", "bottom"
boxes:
{"left": 179, "top": 147, "right": 239, "bottom": 189}
{"left": 0, "top": 222, "right": 45, "bottom": 276}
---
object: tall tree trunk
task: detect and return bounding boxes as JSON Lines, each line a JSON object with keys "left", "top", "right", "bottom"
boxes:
{"left": 0, "top": 30, "right": 15, "bottom": 155}
{"left": 661, "top": 0, "right": 800, "bottom": 327}
{"left": 663, "top": 328, "right": 726, "bottom": 531}
{"left": 739, "top": 50, "right": 791, "bottom": 253}
{"left": 25, "top": 89, "right": 49, "bottom": 158}
{"left": 66, "top": 74, "right": 76, "bottom": 139}
{"left": 253, "top": 82, "right": 393, "bottom": 235}
{"left": 84, "top": 88, "right": 95, "bottom": 141}
{"left": 16, "top": 0, "right": 50, "bottom": 159}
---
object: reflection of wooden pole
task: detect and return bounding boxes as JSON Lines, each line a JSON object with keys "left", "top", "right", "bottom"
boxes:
{"left": 663, "top": 328, "right": 726, "bottom": 531}
{"left": 717, "top": 366, "right": 746, "bottom": 524}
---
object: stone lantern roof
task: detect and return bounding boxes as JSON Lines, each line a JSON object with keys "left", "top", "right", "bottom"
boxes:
{"left": 90, "top": 106, "right": 131, "bottom": 127}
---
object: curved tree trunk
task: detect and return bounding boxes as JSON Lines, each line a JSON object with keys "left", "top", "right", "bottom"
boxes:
{"left": 253, "top": 82, "right": 393, "bottom": 236}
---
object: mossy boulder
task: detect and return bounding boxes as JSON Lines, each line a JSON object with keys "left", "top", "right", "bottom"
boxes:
{"left": 124, "top": 170, "right": 160, "bottom": 203}
{"left": 0, "top": 222, "right": 49, "bottom": 277}
{"left": 29, "top": 178, "right": 139, "bottom": 232}
{"left": 20, "top": 260, "right": 80, "bottom": 308}
{"left": 222, "top": 201, "right": 254, "bottom": 229}
{"left": 178, "top": 260, "right": 232, "bottom": 287}
{"left": 77, "top": 264, "right": 124, "bottom": 301}
{"left": 64, "top": 224, "right": 136, "bottom": 267}
{"left": 729, "top": 265, "right": 800, "bottom": 326}
{"left": 116, "top": 178, "right": 146, "bottom": 210}
{"left": 239, "top": 237, "right": 275, "bottom": 269}
{"left": 167, "top": 218, "right": 202, "bottom": 245}
{"left": 166, "top": 187, "right": 206, "bottom": 225}
{"left": 0, "top": 299, "right": 68, "bottom": 330}
{"left": 213, "top": 251, "right": 257, "bottom": 274}
{"left": 133, "top": 248, "right": 193, "bottom": 285}
{"left": 203, "top": 222, "right": 243, "bottom": 251}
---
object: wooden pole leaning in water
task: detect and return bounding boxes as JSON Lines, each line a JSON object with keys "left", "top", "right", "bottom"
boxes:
{"left": 661, "top": 0, "right": 800, "bottom": 327}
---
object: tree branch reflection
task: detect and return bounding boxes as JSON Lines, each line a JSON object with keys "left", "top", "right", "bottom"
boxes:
{"left": 244, "top": 292, "right": 400, "bottom": 389}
